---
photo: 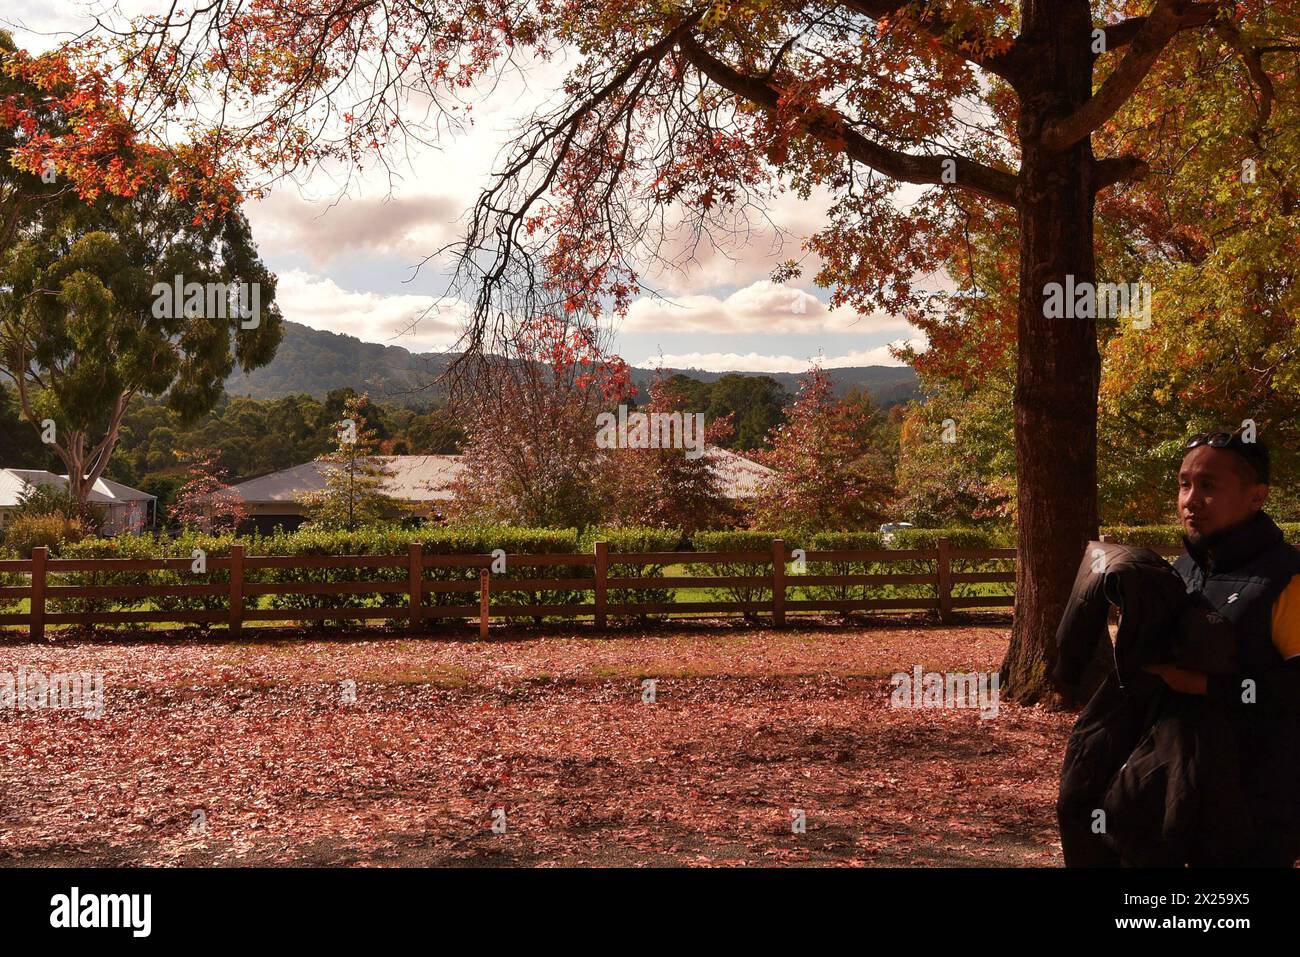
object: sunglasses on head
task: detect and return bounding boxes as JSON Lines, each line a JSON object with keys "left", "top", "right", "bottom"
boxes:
{"left": 1182, "top": 429, "right": 1246, "bottom": 451}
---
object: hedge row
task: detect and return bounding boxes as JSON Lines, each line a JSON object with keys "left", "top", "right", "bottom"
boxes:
{"left": 23, "top": 520, "right": 1300, "bottom": 562}
{"left": 7, "top": 521, "right": 1296, "bottom": 627}
{"left": 35, "top": 525, "right": 590, "bottom": 625}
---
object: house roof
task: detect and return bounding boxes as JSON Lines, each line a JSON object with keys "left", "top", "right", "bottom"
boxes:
{"left": 228, "top": 449, "right": 773, "bottom": 509}
{"left": 228, "top": 456, "right": 462, "bottom": 505}
{"left": 705, "top": 446, "right": 773, "bottom": 499}
{"left": 0, "top": 469, "right": 156, "bottom": 508}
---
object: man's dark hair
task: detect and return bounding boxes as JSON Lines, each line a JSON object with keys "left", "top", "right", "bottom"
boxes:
{"left": 1183, "top": 429, "right": 1271, "bottom": 485}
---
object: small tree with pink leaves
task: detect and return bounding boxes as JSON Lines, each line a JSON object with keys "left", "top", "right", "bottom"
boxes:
{"left": 171, "top": 449, "right": 248, "bottom": 533}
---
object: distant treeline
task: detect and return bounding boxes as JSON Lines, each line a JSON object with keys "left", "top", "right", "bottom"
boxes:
{"left": 1, "top": 372, "right": 892, "bottom": 517}
{"left": 222, "top": 320, "right": 922, "bottom": 411}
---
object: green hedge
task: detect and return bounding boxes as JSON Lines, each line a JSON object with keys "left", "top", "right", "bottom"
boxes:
{"left": 50, "top": 533, "right": 234, "bottom": 622}
{"left": 1088, "top": 523, "right": 1300, "bottom": 548}
{"left": 44, "top": 524, "right": 590, "bottom": 628}
{"left": 254, "top": 525, "right": 587, "bottom": 625}
{"left": 687, "top": 530, "right": 795, "bottom": 610}
{"left": 1098, "top": 524, "right": 1184, "bottom": 547}
{"left": 581, "top": 526, "right": 683, "bottom": 621}
{"left": 21, "top": 520, "right": 1297, "bottom": 630}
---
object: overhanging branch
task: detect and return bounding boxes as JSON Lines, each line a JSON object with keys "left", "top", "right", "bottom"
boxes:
{"left": 1042, "top": 1, "right": 1230, "bottom": 152}
{"left": 839, "top": 0, "right": 1025, "bottom": 83}
{"left": 677, "top": 33, "right": 1019, "bottom": 207}
{"left": 1101, "top": 2, "right": 1222, "bottom": 52}
{"left": 1094, "top": 154, "right": 1150, "bottom": 192}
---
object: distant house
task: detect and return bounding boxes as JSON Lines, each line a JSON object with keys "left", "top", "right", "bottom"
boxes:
{"left": 705, "top": 446, "right": 774, "bottom": 499}
{"left": 226, "top": 455, "right": 462, "bottom": 532}
{"left": 0, "top": 469, "right": 156, "bottom": 535}
{"left": 226, "top": 449, "right": 773, "bottom": 532}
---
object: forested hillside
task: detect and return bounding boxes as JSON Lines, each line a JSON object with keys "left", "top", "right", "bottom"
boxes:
{"left": 223, "top": 321, "right": 921, "bottom": 409}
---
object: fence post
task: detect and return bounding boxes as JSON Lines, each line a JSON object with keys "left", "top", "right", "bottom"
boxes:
{"left": 30, "top": 546, "right": 47, "bottom": 642}
{"left": 408, "top": 543, "right": 424, "bottom": 631}
{"left": 229, "top": 544, "right": 244, "bottom": 637}
{"left": 594, "top": 540, "right": 608, "bottom": 630}
{"left": 772, "top": 539, "right": 786, "bottom": 628}
{"left": 936, "top": 537, "right": 953, "bottom": 625}
{"left": 479, "top": 567, "right": 490, "bottom": 640}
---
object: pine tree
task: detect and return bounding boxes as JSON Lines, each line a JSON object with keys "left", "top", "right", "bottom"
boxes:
{"left": 297, "top": 394, "right": 401, "bottom": 530}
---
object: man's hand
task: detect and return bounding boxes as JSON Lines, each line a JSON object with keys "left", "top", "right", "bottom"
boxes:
{"left": 1143, "top": 663, "right": 1208, "bottom": 695}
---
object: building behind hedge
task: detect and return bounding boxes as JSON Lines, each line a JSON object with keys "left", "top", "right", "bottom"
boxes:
{"left": 0, "top": 468, "right": 157, "bottom": 535}
{"left": 226, "top": 449, "right": 773, "bottom": 533}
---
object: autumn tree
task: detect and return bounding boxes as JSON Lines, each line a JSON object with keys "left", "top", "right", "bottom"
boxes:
{"left": 601, "top": 374, "right": 738, "bottom": 533}
{"left": 902, "top": 2, "right": 1300, "bottom": 533}
{"left": 0, "top": 30, "right": 154, "bottom": 258}
{"left": 448, "top": 316, "right": 633, "bottom": 528}
{"left": 171, "top": 449, "right": 248, "bottom": 533}
{"left": 751, "top": 366, "right": 894, "bottom": 532}
{"left": 110, "top": 1, "right": 1300, "bottom": 699}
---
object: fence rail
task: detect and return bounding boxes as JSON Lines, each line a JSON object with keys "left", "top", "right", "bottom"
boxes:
{"left": 0, "top": 539, "right": 1187, "bottom": 639}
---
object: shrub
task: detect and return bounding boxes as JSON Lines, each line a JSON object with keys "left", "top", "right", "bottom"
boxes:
{"left": 1098, "top": 524, "right": 1185, "bottom": 548}
{"left": 52, "top": 534, "right": 169, "bottom": 621}
{"left": 888, "top": 527, "right": 1013, "bottom": 605}
{"left": 414, "top": 525, "right": 586, "bottom": 624}
{"left": 791, "top": 530, "right": 888, "bottom": 606}
{"left": 13, "top": 484, "right": 105, "bottom": 527}
{"left": 581, "top": 526, "right": 683, "bottom": 621}
{"left": 688, "top": 529, "right": 793, "bottom": 614}
{"left": 3, "top": 514, "right": 89, "bottom": 558}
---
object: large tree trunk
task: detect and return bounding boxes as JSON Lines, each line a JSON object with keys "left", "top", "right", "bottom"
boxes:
{"left": 1000, "top": 0, "right": 1103, "bottom": 704}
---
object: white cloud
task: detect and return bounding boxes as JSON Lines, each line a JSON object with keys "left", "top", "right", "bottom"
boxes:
{"left": 638, "top": 188, "right": 834, "bottom": 295}
{"left": 638, "top": 338, "right": 927, "bottom": 374}
{"left": 274, "top": 270, "right": 466, "bottom": 352}
{"left": 247, "top": 192, "right": 462, "bottom": 266}
{"left": 622, "top": 279, "right": 913, "bottom": 336}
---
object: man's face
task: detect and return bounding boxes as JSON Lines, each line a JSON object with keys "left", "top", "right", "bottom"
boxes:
{"left": 1177, "top": 445, "right": 1268, "bottom": 543}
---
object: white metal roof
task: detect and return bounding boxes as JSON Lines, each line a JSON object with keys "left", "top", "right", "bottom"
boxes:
{"left": 228, "top": 456, "right": 463, "bottom": 504}
{"left": 0, "top": 469, "right": 156, "bottom": 508}
{"left": 227, "top": 450, "right": 772, "bottom": 507}
{"left": 705, "top": 447, "right": 774, "bottom": 499}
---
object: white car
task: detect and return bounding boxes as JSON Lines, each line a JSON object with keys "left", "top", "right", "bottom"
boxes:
{"left": 879, "top": 522, "right": 914, "bottom": 544}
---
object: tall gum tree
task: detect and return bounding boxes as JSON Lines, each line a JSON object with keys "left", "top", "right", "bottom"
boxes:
{"left": 110, "top": 0, "right": 1294, "bottom": 700}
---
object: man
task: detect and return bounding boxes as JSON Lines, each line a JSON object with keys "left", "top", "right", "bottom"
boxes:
{"left": 1143, "top": 429, "right": 1300, "bottom": 866}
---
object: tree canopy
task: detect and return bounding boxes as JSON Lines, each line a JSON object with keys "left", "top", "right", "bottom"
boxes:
{"left": 0, "top": 155, "right": 283, "bottom": 502}
{"left": 15, "top": 1, "right": 1300, "bottom": 700}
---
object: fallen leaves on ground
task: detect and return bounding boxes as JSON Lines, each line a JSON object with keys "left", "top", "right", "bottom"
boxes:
{"left": 0, "top": 622, "right": 1072, "bottom": 866}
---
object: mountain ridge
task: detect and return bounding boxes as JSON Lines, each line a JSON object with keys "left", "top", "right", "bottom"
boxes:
{"left": 225, "top": 320, "right": 921, "bottom": 408}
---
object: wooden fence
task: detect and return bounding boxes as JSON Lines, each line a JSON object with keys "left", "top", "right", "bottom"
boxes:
{"left": 0, "top": 539, "right": 1183, "bottom": 639}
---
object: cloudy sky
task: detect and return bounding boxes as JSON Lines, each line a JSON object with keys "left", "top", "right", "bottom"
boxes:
{"left": 6, "top": 2, "right": 929, "bottom": 373}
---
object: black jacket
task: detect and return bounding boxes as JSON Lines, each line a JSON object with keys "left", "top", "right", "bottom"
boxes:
{"left": 1055, "top": 541, "right": 1246, "bottom": 866}
{"left": 1174, "top": 511, "right": 1300, "bottom": 840}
